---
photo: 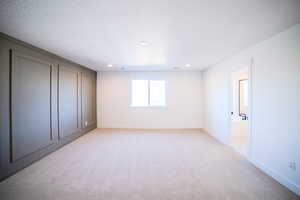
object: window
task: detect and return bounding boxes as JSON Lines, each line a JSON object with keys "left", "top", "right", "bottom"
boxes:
{"left": 149, "top": 80, "right": 166, "bottom": 106}
{"left": 131, "top": 80, "right": 166, "bottom": 107}
{"left": 131, "top": 80, "right": 149, "bottom": 107}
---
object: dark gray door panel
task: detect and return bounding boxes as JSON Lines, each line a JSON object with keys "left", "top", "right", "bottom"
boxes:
{"left": 11, "top": 50, "right": 54, "bottom": 162}
{"left": 82, "top": 71, "right": 97, "bottom": 130}
{"left": 0, "top": 39, "right": 59, "bottom": 181}
{"left": 0, "top": 33, "right": 96, "bottom": 181}
{"left": 58, "top": 65, "right": 81, "bottom": 139}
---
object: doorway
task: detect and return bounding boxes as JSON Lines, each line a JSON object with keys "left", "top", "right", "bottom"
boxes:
{"left": 229, "top": 67, "right": 250, "bottom": 157}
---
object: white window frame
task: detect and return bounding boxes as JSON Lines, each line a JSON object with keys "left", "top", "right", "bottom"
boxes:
{"left": 130, "top": 79, "right": 166, "bottom": 107}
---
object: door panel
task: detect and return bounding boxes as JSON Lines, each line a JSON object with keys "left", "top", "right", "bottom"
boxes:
{"left": 11, "top": 51, "right": 54, "bottom": 162}
{"left": 59, "top": 65, "right": 81, "bottom": 139}
{"left": 0, "top": 33, "right": 96, "bottom": 181}
{"left": 82, "top": 71, "right": 96, "bottom": 129}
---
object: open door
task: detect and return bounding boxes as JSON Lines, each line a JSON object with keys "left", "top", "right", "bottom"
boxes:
{"left": 230, "top": 67, "right": 250, "bottom": 156}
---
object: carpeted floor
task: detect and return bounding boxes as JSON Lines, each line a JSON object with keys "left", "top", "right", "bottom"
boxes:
{"left": 0, "top": 129, "right": 298, "bottom": 200}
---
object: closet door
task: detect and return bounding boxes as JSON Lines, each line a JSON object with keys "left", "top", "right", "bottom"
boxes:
{"left": 81, "top": 70, "right": 97, "bottom": 130}
{"left": 0, "top": 34, "right": 97, "bottom": 181}
{"left": 10, "top": 50, "right": 56, "bottom": 162}
{"left": 58, "top": 64, "right": 82, "bottom": 140}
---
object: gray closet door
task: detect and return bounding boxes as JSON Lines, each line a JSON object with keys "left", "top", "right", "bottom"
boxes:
{"left": 10, "top": 50, "right": 55, "bottom": 162}
{"left": 58, "top": 64, "right": 81, "bottom": 139}
{"left": 0, "top": 33, "right": 97, "bottom": 181}
{"left": 81, "top": 71, "right": 96, "bottom": 129}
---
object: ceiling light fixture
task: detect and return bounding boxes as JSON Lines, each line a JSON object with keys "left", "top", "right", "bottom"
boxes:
{"left": 139, "top": 41, "right": 149, "bottom": 46}
{"left": 185, "top": 64, "right": 191, "bottom": 67}
{"left": 107, "top": 64, "right": 113, "bottom": 67}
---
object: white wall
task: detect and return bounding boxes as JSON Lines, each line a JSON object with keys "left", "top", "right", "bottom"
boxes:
{"left": 97, "top": 71, "right": 203, "bottom": 129}
{"left": 203, "top": 23, "right": 300, "bottom": 195}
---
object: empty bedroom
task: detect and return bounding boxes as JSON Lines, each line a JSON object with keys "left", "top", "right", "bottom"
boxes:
{"left": 0, "top": 0, "right": 299, "bottom": 199}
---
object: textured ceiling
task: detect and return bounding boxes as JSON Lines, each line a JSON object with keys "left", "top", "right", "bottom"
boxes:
{"left": 1, "top": 0, "right": 300, "bottom": 71}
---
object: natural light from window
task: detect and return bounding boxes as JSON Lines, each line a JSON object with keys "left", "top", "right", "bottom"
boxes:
{"left": 149, "top": 80, "right": 166, "bottom": 106}
{"left": 131, "top": 80, "right": 149, "bottom": 107}
{"left": 131, "top": 80, "right": 166, "bottom": 107}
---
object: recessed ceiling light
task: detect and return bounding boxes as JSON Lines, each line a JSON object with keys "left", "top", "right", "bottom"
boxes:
{"left": 185, "top": 64, "right": 191, "bottom": 67}
{"left": 139, "top": 41, "right": 149, "bottom": 46}
{"left": 107, "top": 64, "right": 113, "bottom": 67}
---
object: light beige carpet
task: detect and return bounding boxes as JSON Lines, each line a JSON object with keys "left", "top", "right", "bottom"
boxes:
{"left": 0, "top": 129, "right": 298, "bottom": 200}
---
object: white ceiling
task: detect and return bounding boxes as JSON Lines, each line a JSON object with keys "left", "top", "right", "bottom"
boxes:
{"left": 1, "top": 0, "right": 300, "bottom": 71}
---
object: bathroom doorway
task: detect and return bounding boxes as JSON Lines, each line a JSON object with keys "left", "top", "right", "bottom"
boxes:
{"left": 229, "top": 66, "right": 251, "bottom": 157}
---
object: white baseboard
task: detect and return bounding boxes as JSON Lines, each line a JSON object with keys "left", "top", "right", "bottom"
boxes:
{"left": 204, "top": 129, "right": 228, "bottom": 145}
{"left": 250, "top": 159, "right": 300, "bottom": 196}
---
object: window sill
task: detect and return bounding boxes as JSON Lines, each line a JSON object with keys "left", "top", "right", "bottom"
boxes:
{"left": 129, "top": 105, "right": 166, "bottom": 108}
